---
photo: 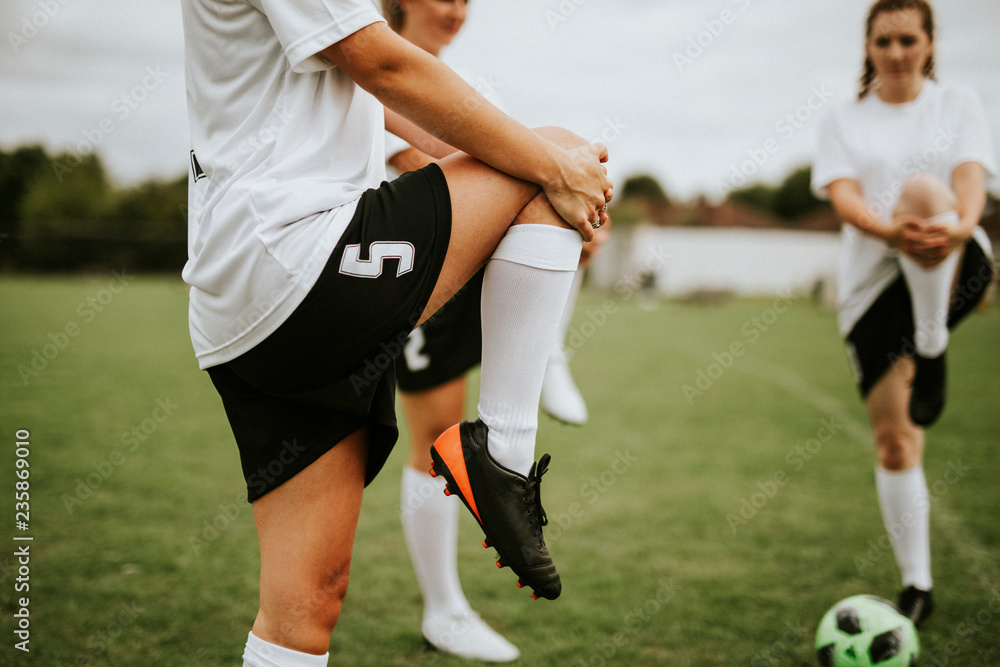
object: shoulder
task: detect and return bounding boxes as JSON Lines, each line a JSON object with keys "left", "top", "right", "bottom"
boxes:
{"left": 819, "top": 94, "right": 863, "bottom": 129}
{"left": 925, "top": 80, "right": 983, "bottom": 108}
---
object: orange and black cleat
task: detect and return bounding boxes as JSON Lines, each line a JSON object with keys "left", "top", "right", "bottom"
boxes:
{"left": 430, "top": 419, "right": 561, "bottom": 600}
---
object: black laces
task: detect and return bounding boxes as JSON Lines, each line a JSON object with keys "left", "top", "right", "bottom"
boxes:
{"left": 526, "top": 453, "right": 551, "bottom": 534}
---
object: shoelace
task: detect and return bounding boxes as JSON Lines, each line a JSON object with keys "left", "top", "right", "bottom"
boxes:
{"left": 525, "top": 454, "right": 551, "bottom": 545}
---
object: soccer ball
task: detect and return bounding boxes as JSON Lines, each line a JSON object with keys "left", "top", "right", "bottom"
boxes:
{"left": 814, "top": 595, "right": 919, "bottom": 666}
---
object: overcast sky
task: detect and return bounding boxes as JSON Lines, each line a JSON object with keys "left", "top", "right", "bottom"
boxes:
{"left": 2, "top": 0, "right": 998, "bottom": 200}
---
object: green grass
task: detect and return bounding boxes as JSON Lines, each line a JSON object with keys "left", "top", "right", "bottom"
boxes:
{"left": 1, "top": 275, "right": 998, "bottom": 666}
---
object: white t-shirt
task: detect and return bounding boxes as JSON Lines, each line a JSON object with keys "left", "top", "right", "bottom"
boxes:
{"left": 181, "top": 0, "right": 387, "bottom": 369}
{"left": 812, "top": 81, "right": 996, "bottom": 335}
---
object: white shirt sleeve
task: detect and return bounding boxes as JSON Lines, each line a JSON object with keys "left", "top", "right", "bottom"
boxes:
{"left": 811, "top": 104, "right": 858, "bottom": 199}
{"left": 256, "top": 0, "right": 386, "bottom": 74}
{"left": 951, "top": 87, "right": 998, "bottom": 177}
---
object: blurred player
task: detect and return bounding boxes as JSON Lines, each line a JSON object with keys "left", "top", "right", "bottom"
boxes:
{"left": 812, "top": 0, "right": 995, "bottom": 627}
{"left": 180, "top": 0, "right": 612, "bottom": 664}
{"left": 382, "top": 0, "right": 606, "bottom": 660}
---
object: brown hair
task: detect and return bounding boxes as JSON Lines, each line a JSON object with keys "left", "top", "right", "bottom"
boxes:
{"left": 858, "top": 0, "right": 936, "bottom": 99}
{"left": 381, "top": 0, "right": 404, "bottom": 33}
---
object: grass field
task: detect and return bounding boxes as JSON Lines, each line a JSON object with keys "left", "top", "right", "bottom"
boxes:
{"left": 1, "top": 274, "right": 998, "bottom": 666}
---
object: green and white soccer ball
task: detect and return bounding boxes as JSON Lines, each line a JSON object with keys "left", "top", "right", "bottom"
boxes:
{"left": 815, "top": 595, "right": 919, "bottom": 666}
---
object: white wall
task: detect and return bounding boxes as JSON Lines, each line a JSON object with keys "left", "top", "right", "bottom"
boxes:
{"left": 588, "top": 227, "right": 841, "bottom": 302}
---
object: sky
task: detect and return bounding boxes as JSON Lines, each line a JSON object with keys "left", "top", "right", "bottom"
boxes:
{"left": 2, "top": 0, "right": 998, "bottom": 201}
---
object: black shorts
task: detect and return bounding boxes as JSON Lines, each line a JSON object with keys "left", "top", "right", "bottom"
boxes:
{"left": 845, "top": 236, "right": 994, "bottom": 397}
{"left": 396, "top": 267, "right": 484, "bottom": 392}
{"left": 207, "top": 164, "right": 452, "bottom": 502}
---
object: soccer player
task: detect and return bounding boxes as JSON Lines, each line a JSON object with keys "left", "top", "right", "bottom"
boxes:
{"left": 179, "top": 1, "right": 613, "bottom": 665}
{"left": 812, "top": 0, "right": 995, "bottom": 627}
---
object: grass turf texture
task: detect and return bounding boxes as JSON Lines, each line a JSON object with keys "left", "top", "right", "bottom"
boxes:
{"left": 0, "top": 275, "right": 998, "bottom": 666}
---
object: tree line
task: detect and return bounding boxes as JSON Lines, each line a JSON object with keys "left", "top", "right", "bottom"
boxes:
{"left": 4, "top": 143, "right": 943, "bottom": 272}
{"left": 609, "top": 167, "right": 831, "bottom": 227}
{"left": 0, "top": 145, "right": 187, "bottom": 272}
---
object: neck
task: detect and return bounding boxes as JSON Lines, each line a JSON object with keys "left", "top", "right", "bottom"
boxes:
{"left": 875, "top": 77, "right": 925, "bottom": 104}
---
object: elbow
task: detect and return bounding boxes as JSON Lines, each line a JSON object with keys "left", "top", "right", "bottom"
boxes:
{"left": 341, "top": 59, "right": 401, "bottom": 103}
{"left": 321, "top": 23, "right": 404, "bottom": 100}
{"left": 356, "top": 57, "right": 404, "bottom": 100}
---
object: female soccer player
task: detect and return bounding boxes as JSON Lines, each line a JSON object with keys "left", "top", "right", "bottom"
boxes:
{"left": 812, "top": 0, "right": 995, "bottom": 627}
{"left": 179, "top": 1, "right": 612, "bottom": 665}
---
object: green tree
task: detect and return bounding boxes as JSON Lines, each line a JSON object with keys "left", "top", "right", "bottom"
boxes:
{"left": 728, "top": 183, "right": 775, "bottom": 216}
{"left": 773, "top": 166, "right": 827, "bottom": 221}
{"left": 619, "top": 173, "right": 670, "bottom": 206}
{"left": 103, "top": 175, "right": 188, "bottom": 270}
{"left": 12, "top": 146, "right": 188, "bottom": 271}
{"left": 0, "top": 145, "right": 50, "bottom": 267}
{"left": 611, "top": 173, "right": 671, "bottom": 228}
{"left": 19, "top": 152, "right": 113, "bottom": 270}
{"left": 727, "top": 166, "right": 829, "bottom": 223}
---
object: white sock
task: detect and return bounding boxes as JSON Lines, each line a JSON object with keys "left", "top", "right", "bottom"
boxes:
{"left": 553, "top": 269, "right": 584, "bottom": 357}
{"left": 875, "top": 466, "right": 933, "bottom": 591}
{"left": 400, "top": 466, "right": 470, "bottom": 618}
{"left": 477, "top": 224, "right": 582, "bottom": 475}
{"left": 898, "top": 211, "right": 961, "bottom": 358}
{"left": 242, "top": 631, "right": 328, "bottom": 667}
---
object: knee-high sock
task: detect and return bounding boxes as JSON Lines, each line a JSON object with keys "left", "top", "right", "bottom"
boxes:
{"left": 242, "top": 631, "right": 328, "bottom": 667}
{"left": 400, "top": 466, "right": 469, "bottom": 617}
{"left": 875, "top": 466, "right": 933, "bottom": 591}
{"left": 553, "top": 269, "right": 584, "bottom": 358}
{"left": 477, "top": 225, "right": 582, "bottom": 476}
{"left": 898, "top": 211, "right": 961, "bottom": 358}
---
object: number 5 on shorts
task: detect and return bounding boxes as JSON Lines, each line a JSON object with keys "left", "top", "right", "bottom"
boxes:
{"left": 339, "top": 241, "right": 415, "bottom": 278}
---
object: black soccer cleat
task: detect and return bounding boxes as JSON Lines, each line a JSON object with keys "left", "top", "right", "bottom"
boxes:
{"left": 909, "top": 353, "right": 946, "bottom": 427}
{"left": 430, "top": 419, "right": 561, "bottom": 600}
{"left": 897, "top": 586, "right": 934, "bottom": 628}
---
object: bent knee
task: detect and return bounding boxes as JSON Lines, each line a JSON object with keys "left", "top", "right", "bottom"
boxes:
{"left": 533, "top": 125, "right": 588, "bottom": 149}
{"left": 311, "top": 564, "right": 351, "bottom": 624}
{"left": 298, "top": 573, "right": 351, "bottom": 642}
{"left": 260, "top": 565, "right": 352, "bottom": 649}
{"left": 512, "top": 192, "right": 565, "bottom": 228}
{"left": 895, "top": 173, "right": 957, "bottom": 219}
{"left": 874, "top": 427, "right": 921, "bottom": 470}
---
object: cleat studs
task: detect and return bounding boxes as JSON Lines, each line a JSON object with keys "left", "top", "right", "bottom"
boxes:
{"left": 482, "top": 540, "right": 489, "bottom": 549}
{"left": 531, "top": 593, "right": 539, "bottom": 600}
{"left": 496, "top": 561, "right": 504, "bottom": 569}
{"left": 516, "top": 581, "right": 523, "bottom": 588}
{"left": 428, "top": 467, "right": 437, "bottom": 477}
{"left": 443, "top": 487, "right": 452, "bottom": 497}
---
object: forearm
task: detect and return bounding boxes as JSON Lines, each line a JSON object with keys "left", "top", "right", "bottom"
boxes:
{"left": 827, "top": 179, "right": 895, "bottom": 243}
{"left": 324, "top": 23, "right": 563, "bottom": 190}
{"left": 951, "top": 162, "right": 987, "bottom": 239}
{"left": 384, "top": 108, "right": 455, "bottom": 161}
{"left": 389, "top": 147, "right": 435, "bottom": 174}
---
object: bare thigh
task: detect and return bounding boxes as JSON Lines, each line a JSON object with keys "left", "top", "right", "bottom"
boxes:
{"left": 865, "top": 357, "right": 925, "bottom": 470}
